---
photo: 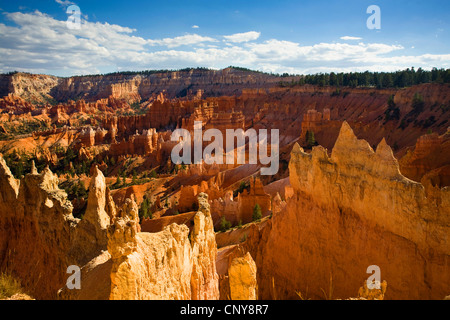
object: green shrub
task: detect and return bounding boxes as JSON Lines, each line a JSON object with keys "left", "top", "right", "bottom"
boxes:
{"left": 233, "top": 181, "right": 250, "bottom": 198}
{"left": 412, "top": 93, "right": 424, "bottom": 113}
{"left": 384, "top": 95, "right": 400, "bottom": 121}
{"left": 306, "top": 130, "right": 316, "bottom": 148}
{"left": 139, "top": 196, "right": 153, "bottom": 221}
{"left": 330, "top": 88, "right": 340, "bottom": 97}
{"left": 220, "top": 216, "right": 232, "bottom": 232}
{"left": 252, "top": 203, "right": 262, "bottom": 222}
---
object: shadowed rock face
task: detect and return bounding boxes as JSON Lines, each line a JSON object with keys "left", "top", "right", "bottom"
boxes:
{"left": 399, "top": 131, "right": 450, "bottom": 187}
{"left": 252, "top": 121, "right": 449, "bottom": 300}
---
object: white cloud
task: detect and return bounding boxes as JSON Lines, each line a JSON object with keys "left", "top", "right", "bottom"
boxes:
{"left": 55, "top": 0, "right": 76, "bottom": 7}
{"left": 192, "top": 25, "right": 199, "bottom": 29}
{"left": 340, "top": 36, "right": 363, "bottom": 41}
{"left": 0, "top": 10, "right": 448, "bottom": 77}
{"left": 223, "top": 31, "right": 260, "bottom": 43}
{"left": 148, "top": 34, "right": 217, "bottom": 48}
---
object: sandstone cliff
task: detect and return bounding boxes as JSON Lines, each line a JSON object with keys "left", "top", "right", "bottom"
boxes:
{"left": 0, "top": 73, "right": 59, "bottom": 103}
{"left": 399, "top": 130, "right": 450, "bottom": 187}
{"left": 253, "top": 121, "right": 449, "bottom": 299}
{"left": 0, "top": 68, "right": 288, "bottom": 103}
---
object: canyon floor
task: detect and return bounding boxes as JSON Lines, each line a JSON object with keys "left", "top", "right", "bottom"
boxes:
{"left": 0, "top": 69, "right": 449, "bottom": 300}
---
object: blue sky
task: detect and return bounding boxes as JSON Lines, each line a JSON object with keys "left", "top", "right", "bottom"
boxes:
{"left": 0, "top": 0, "right": 449, "bottom": 76}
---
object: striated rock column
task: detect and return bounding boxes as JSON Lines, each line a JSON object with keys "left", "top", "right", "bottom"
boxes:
{"left": 107, "top": 193, "right": 219, "bottom": 300}
{"left": 228, "top": 252, "right": 258, "bottom": 300}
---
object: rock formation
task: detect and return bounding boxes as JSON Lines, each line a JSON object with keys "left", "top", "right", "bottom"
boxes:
{"left": 59, "top": 193, "right": 219, "bottom": 300}
{"left": 0, "top": 157, "right": 110, "bottom": 299}
{"left": 357, "top": 280, "right": 388, "bottom": 300}
{"left": 211, "top": 177, "right": 271, "bottom": 227}
{"left": 228, "top": 252, "right": 258, "bottom": 300}
{"left": 0, "top": 68, "right": 288, "bottom": 103}
{"left": 215, "top": 222, "right": 266, "bottom": 300}
{"left": 0, "top": 155, "right": 220, "bottom": 300}
{"left": 399, "top": 130, "right": 450, "bottom": 187}
{"left": 1, "top": 69, "right": 449, "bottom": 301}
{"left": 253, "top": 121, "right": 450, "bottom": 300}
{"left": 106, "top": 193, "right": 219, "bottom": 300}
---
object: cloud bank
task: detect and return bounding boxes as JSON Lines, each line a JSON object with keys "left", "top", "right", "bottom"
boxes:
{"left": 0, "top": 10, "right": 449, "bottom": 76}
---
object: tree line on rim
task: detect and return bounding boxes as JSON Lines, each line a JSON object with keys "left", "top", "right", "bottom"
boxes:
{"left": 278, "top": 67, "right": 450, "bottom": 89}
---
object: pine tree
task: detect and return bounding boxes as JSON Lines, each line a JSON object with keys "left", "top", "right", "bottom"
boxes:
{"left": 76, "top": 180, "right": 88, "bottom": 199}
{"left": 252, "top": 203, "right": 262, "bottom": 222}
{"left": 412, "top": 93, "right": 424, "bottom": 113}
{"left": 220, "top": 216, "right": 232, "bottom": 232}
{"left": 139, "top": 197, "right": 153, "bottom": 220}
{"left": 121, "top": 172, "right": 126, "bottom": 187}
{"left": 306, "top": 130, "right": 316, "bottom": 148}
{"left": 383, "top": 73, "right": 394, "bottom": 88}
{"left": 132, "top": 170, "right": 137, "bottom": 185}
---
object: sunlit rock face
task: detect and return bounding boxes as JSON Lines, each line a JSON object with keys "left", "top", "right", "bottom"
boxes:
{"left": 254, "top": 121, "right": 450, "bottom": 300}
{"left": 0, "top": 159, "right": 111, "bottom": 299}
{"left": 58, "top": 193, "right": 219, "bottom": 300}
{"left": 107, "top": 193, "right": 219, "bottom": 300}
{"left": 0, "top": 155, "right": 220, "bottom": 300}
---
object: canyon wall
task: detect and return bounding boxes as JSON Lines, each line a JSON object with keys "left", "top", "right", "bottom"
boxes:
{"left": 0, "top": 68, "right": 288, "bottom": 103}
{"left": 2, "top": 76, "right": 449, "bottom": 168}
{"left": 254, "top": 122, "right": 450, "bottom": 299}
{"left": 0, "top": 73, "right": 59, "bottom": 103}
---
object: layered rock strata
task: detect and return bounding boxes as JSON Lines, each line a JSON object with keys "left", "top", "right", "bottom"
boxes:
{"left": 254, "top": 121, "right": 450, "bottom": 299}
